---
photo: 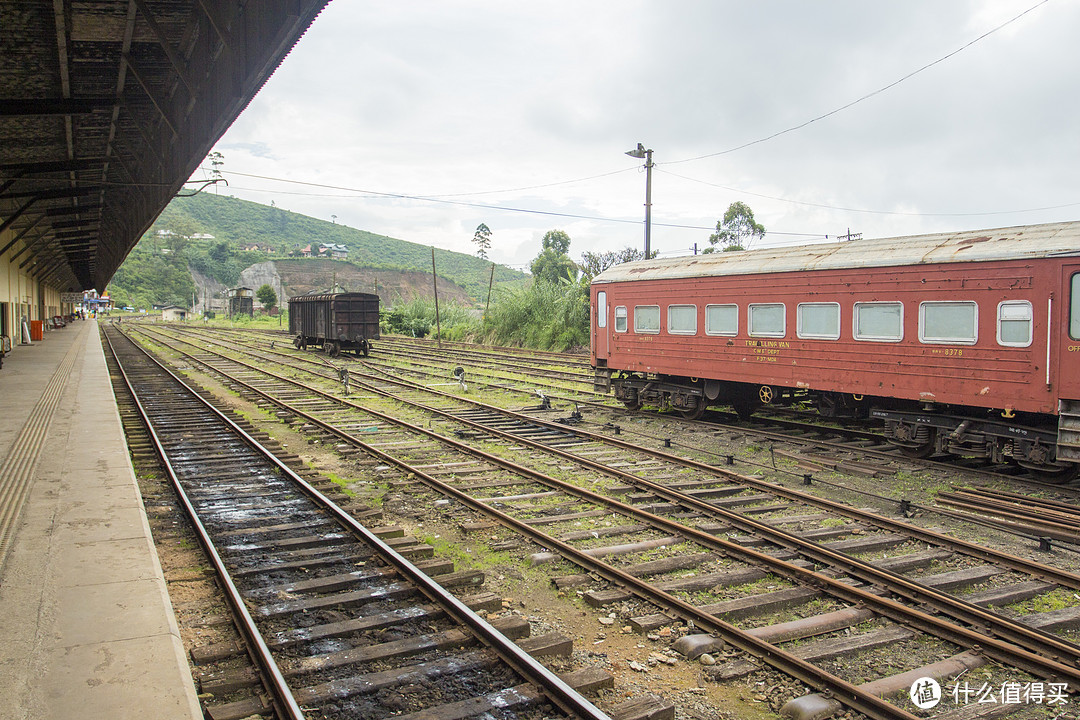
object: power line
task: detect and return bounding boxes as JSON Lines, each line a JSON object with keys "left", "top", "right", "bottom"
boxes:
{"left": 215, "top": 170, "right": 828, "bottom": 240}
{"left": 663, "top": 0, "right": 1052, "bottom": 166}
{"left": 413, "top": 166, "right": 640, "bottom": 198}
{"left": 658, "top": 168, "right": 1080, "bottom": 218}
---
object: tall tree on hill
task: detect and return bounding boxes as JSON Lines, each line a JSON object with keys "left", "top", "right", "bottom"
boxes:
{"left": 707, "top": 201, "right": 765, "bottom": 252}
{"left": 472, "top": 223, "right": 492, "bottom": 260}
{"left": 208, "top": 151, "right": 224, "bottom": 193}
{"left": 530, "top": 229, "right": 576, "bottom": 285}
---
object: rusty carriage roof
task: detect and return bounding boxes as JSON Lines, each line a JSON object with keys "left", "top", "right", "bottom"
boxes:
{"left": 591, "top": 220, "right": 1080, "bottom": 285}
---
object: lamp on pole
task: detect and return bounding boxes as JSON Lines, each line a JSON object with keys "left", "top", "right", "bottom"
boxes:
{"left": 625, "top": 143, "right": 653, "bottom": 257}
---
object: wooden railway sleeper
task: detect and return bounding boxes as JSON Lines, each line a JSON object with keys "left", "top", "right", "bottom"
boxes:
{"left": 128, "top": 326, "right": 1080, "bottom": 700}
{"left": 190, "top": 356, "right": 1077, "bottom": 719}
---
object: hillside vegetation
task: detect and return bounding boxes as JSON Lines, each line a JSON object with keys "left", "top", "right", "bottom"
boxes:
{"left": 108, "top": 192, "right": 628, "bottom": 352}
{"left": 149, "top": 193, "right": 527, "bottom": 298}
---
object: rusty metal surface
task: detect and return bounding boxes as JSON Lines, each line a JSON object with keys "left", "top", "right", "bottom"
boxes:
{"left": 593, "top": 220, "right": 1080, "bottom": 284}
{"left": 0, "top": 1, "right": 330, "bottom": 291}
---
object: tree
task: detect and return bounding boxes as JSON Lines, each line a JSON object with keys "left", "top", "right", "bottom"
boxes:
{"left": 208, "top": 151, "right": 224, "bottom": 193}
{"left": 256, "top": 284, "right": 277, "bottom": 310}
{"left": 472, "top": 223, "right": 492, "bottom": 260}
{"left": 707, "top": 201, "right": 765, "bottom": 252}
{"left": 579, "top": 247, "right": 655, "bottom": 283}
{"left": 530, "top": 230, "right": 576, "bottom": 285}
{"left": 209, "top": 241, "right": 231, "bottom": 264}
{"left": 540, "top": 229, "right": 571, "bottom": 255}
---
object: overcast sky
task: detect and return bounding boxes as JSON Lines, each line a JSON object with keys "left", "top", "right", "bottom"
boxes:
{"left": 198, "top": 0, "right": 1079, "bottom": 270}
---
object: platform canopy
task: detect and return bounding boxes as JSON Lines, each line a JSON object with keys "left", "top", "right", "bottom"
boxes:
{"left": 0, "top": 0, "right": 331, "bottom": 292}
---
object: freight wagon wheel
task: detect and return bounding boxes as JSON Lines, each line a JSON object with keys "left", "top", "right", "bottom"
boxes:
{"left": 621, "top": 396, "right": 643, "bottom": 411}
{"left": 293, "top": 335, "right": 306, "bottom": 350}
{"left": 326, "top": 341, "right": 340, "bottom": 357}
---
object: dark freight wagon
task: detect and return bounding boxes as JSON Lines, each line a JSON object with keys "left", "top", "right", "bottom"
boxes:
{"left": 289, "top": 292, "right": 380, "bottom": 357}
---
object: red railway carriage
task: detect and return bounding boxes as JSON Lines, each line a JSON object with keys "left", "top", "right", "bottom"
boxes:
{"left": 590, "top": 221, "right": 1080, "bottom": 478}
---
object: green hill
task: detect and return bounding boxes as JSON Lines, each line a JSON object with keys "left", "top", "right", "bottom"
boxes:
{"left": 108, "top": 193, "right": 529, "bottom": 311}
{"left": 156, "top": 193, "right": 525, "bottom": 295}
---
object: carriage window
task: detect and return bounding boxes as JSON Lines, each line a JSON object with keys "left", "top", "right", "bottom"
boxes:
{"left": 748, "top": 303, "right": 785, "bottom": 338}
{"left": 1072, "top": 274, "right": 1080, "bottom": 340}
{"left": 634, "top": 305, "right": 660, "bottom": 334}
{"left": 596, "top": 291, "right": 607, "bottom": 328}
{"left": 854, "top": 302, "right": 903, "bottom": 341}
{"left": 920, "top": 301, "right": 977, "bottom": 344}
{"left": 705, "top": 304, "right": 738, "bottom": 336}
{"left": 614, "top": 306, "right": 627, "bottom": 333}
{"left": 797, "top": 303, "right": 840, "bottom": 340}
{"left": 997, "top": 301, "right": 1032, "bottom": 347}
{"left": 667, "top": 305, "right": 697, "bottom": 335}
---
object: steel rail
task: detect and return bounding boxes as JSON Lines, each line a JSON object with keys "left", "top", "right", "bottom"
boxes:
{"left": 111, "top": 327, "right": 611, "bottom": 720}
{"left": 131, "top": 328, "right": 1080, "bottom": 718}
{"left": 103, "top": 330, "right": 307, "bottom": 720}
{"left": 365, "top": 361, "right": 1080, "bottom": 591}
{"left": 157, "top": 348, "right": 922, "bottom": 720}
{"left": 163, "top": 324, "right": 623, "bottom": 410}
{"left": 136, "top": 325, "right": 1080, "bottom": 681}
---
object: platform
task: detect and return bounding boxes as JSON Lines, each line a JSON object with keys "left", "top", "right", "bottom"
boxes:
{"left": 0, "top": 319, "right": 202, "bottom": 720}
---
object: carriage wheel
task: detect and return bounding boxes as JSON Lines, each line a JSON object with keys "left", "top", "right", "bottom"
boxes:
{"left": 679, "top": 401, "right": 708, "bottom": 420}
{"left": 731, "top": 397, "right": 757, "bottom": 420}
{"left": 1021, "top": 463, "right": 1079, "bottom": 484}
{"left": 327, "top": 341, "right": 340, "bottom": 357}
{"left": 896, "top": 426, "right": 937, "bottom": 459}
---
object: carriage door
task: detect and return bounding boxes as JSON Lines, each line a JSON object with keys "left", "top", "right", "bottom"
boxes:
{"left": 1060, "top": 267, "right": 1080, "bottom": 399}
{"left": 1056, "top": 265, "right": 1080, "bottom": 463}
{"left": 595, "top": 290, "right": 610, "bottom": 361}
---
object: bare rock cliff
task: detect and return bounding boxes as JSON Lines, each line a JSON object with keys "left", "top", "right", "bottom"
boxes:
{"left": 239, "top": 259, "right": 472, "bottom": 307}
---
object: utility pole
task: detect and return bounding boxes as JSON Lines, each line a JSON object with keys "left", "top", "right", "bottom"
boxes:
{"left": 625, "top": 144, "right": 654, "bottom": 258}
{"left": 431, "top": 246, "right": 441, "bottom": 348}
{"left": 484, "top": 262, "right": 495, "bottom": 325}
{"left": 838, "top": 228, "right": 862, "bottom": 242}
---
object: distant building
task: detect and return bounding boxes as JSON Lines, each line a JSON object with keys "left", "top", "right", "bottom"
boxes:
{"left": 162, "top": 306, "right": 187, "bottom": 322}
{"left": 318, "top": 243, "right": 348, "bottom": 259}
{"left": 227, "top": 287, "right": 254, "bottom": 318}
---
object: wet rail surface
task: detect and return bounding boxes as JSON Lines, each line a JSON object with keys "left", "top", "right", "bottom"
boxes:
{"left": 124, "top": 322, "right": 1080, "bottom": 720}
{"left": 102, "top": 325, "right": 612, "bottom": 720}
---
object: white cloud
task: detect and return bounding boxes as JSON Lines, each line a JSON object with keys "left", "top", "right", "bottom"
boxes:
{"left": 198, "top": 0, "right": 1080, "bottom": 267}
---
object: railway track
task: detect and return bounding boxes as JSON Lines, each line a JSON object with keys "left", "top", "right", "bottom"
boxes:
{"left": 102, "top": 325, "right": 613, "bottom": 720}
{"left": 378, "top": 332, "right": 1080, "bottom": 488}
{"left": 125, "top": 322, "right": 1080, "bottom": 720}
